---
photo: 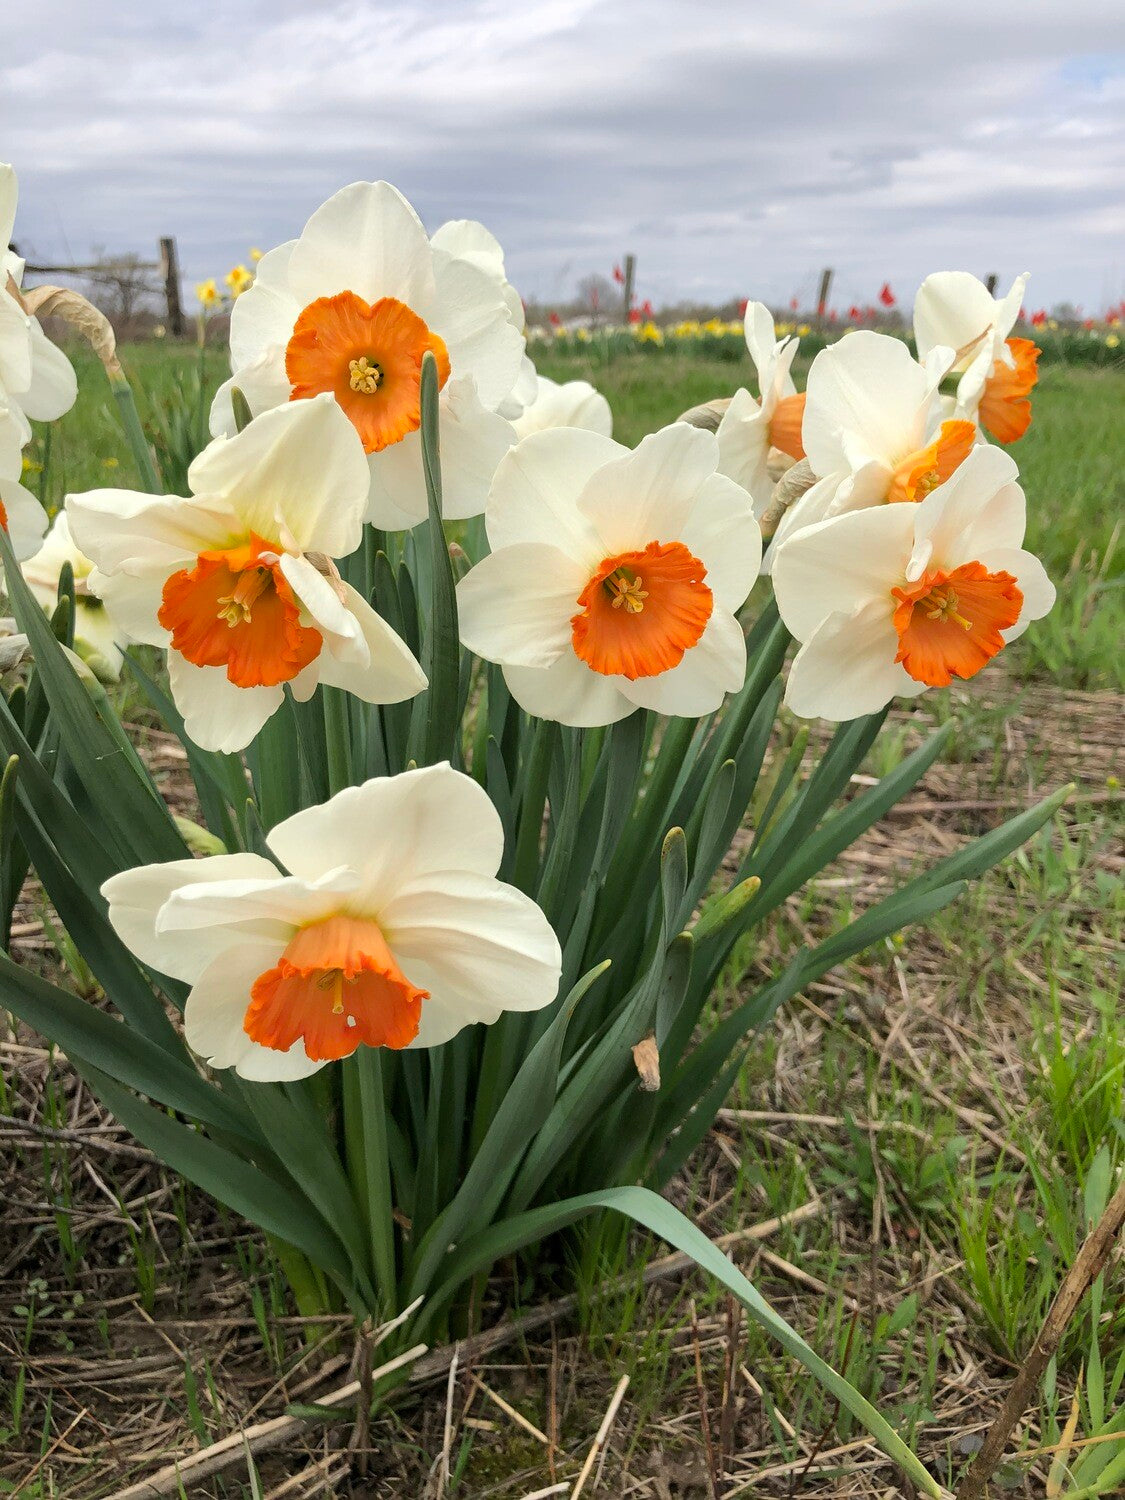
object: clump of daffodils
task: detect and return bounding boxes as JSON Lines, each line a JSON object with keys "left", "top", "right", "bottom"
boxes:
{"left": 0, "top": 170, "right": 1063, "bottom": 1489}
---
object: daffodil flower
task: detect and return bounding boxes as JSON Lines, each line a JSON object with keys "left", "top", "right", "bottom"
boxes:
{"left": 225, "top": 265, "right": 254, "bottom": 298}
{"left": 457, "top": 424, "right": 761, "bottom": 725}
{"left": 914, "top": 272, "right": 1038, "bottom": 443}
{"left": 511, "top": 374, "right": 612, "bottom": 440}
{"left": 714, "top": 302, "right": 807, "bottom": 516}
{"left": 67, "top": 396, "right": 425, "bottom": 752}
{"left": 22, "top": 512, "right": 125, "bottom": 678}
{"left": 210, "top": 182, "right": 528, "bottom": 530}
{"left": 196, "top": 279, "right": 221, "bottom": 309}
{"left": 101, "top": 763, "right": 562, "bottom": 1080}
{"left": 769, "top": 331, "right": 972, "bottom": 556}
{"left": 0, "top": 163, "right": 78, "bottom": 428}
{"left": 772, "top": 446, "right": 1054, "bottom": 720}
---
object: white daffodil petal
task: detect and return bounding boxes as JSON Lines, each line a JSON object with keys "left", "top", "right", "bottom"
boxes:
{"left": 286, "top": 180, "right": 436, "bottom": 309}
{"left": 772, "top": 505, "right": 917, "bottom": 642}
{"left": 914, "top": 272, "right": 999, "bottom": 365}
{"left": 502, "top": 654, "right": 636, "bottom": 728}
{"left": 89, "top": 565, "right": 171, "bottom": 648}
{"left": 101, "top": 853, "right": 282, "bottom": 984}
{"left": 228, "top": 262, "right": 300, "bottom": 370}
{"left": 429, "top": 253, "right": 526, "bottom": 409}
{"left": 677, "top": 472, "right": 761, "bottom": 610}
{"left": 485, "top": 427, "right": 619, "bottom": 556}
{"left": 315, "top": 582, "right": 427, "bottom": 703}
{"left": 65, "top": 488, "right": 236, "bottom": 575}
{"left": 20, "top": 321, "right": 78, "bottom": 422}
{"left": 278, "top": 552, "right": 360, "bottom": 644}
{"left": 190, "top": 397, "right": 369, "bottom": 558}
{"left": 167, "top": 652, "right": 284, "bottom": 754}
{"left": 785, "top": 601, "right": 923, "bottom": 721}
{"left": 803, "top": 332, "right": 931, "bottom": 477}
{"left": 743, "top": 301, "right": 780, "bottom": 379}
{"left": 457, "top": 542, "right": 585, "bottom": 669}
{"left": 511, "top": 375, "right": 613, "bottom": 440}
{"left": 714, "top": 387, "right": 773, "bottom": 514}
{"left": 0, "top": 163, "right": 15, "bottom": 253}
{"left": 974, "top": 546, "right": 1057, "bottom": 639}
{"left": 266, "top": 762, "right": 506, "bottom": 902}
{"left": 619, "top": 607, "right": 746, "bottom": 717}
{"left": 159, "top": 870, "right": 354, "bottom": 937}
{"left": 578, "top": 423, "right": 718, "bottom": 555}
{"left": 764, "top": 472, "right": 846, "bottom": 559}
{"left": 0, "top": 478, "right": 47, "bottom": 560}
{"left": 911, "top": 445, "right": 1024, "bottom": 563}
{"left": 380, "top": 870, "right": 561, "bottom": 1032}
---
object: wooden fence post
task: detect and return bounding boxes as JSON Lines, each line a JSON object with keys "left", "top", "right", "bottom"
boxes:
{"left": 622, "top": 254, "right": 636, "bottom": 323}
{"left": 985, "top": 273, "right": 998, "bottom": 295}
{"left": 816, "top": 267, "right": 833, "bottom": 328}
{"left": 159, "top": 237, "right": 185, "bottom": 336}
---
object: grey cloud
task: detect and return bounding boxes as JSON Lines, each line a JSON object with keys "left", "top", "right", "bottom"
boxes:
{"left": 2, "top": 0, "right": 1122, "bottom": 313}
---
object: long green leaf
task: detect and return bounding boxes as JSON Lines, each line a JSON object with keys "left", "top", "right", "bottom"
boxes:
{"left": 0, "top": 951, "right": 260, "bottom": 1145}
{"left": 424, "top": 1185, "right": 942, "bottom": 1498}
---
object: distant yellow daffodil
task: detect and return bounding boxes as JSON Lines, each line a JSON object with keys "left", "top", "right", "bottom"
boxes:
{"left": 249, "top": 247, "right": 264, "bottom": 263}
{"left": 225, "top": 265, "right": 254, "bottom": 298}
{"left": 1107, "top": 333, "right": 1120, "bottom": 349}
{"left": 637, "top": 321, "right": 664, "bottom": 345}
{"left": 196, "top": 279, "right": 221, "bottom": 309}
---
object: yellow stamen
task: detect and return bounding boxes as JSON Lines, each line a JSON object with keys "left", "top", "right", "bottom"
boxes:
{"left": 348, "top": 356, "right": 382, "bottom": 394}
{"left": 216, "top": 565, "right": 272, "bottom": 627}
{"left": 922, "top": 585, "right": 973, "bottom": 630}
{"left": 604, "top": 570, "right": 649, "bottom": 614}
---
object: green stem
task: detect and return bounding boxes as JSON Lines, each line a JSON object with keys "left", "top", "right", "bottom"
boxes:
{"left": 512, "top": 718, "right": 557, "bottom": 893}
{"left": 355, "top": 1050, "right": 397, "bottom": 1313}
{"left": 109, "top": 375, "right": 161, "bottom": 493}
{"left": 323, "top": 686, "right": 353, "bottom": 794}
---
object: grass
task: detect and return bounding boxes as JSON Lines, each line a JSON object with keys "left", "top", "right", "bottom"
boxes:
{"left": 2, "top": 339, "right": 1122, "bottom": 1496}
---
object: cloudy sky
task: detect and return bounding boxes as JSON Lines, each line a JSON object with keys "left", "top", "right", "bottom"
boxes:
{"left": 3, "top": 0, "right": 1123, "bottom": 314}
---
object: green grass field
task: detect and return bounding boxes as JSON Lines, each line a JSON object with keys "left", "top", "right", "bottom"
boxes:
{"left": 2, "top": 342, "right": 1122, "bottom": 1496}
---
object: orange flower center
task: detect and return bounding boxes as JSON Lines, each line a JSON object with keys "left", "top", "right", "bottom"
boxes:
{"left": 285, "top": 291, "right": 451, "bottom": 454}
{"left": 767, "top": 392, "right": 806, "bottom": 460}
{"left": 571, "top": 540, "right": 713, "bottom": 680}
{"left": 891, "top": 561, "right": 1023, "bottom": 688}
{"left": 887, "top": 419, "right": 976, "bottom": 504}
{"left": 978, "top": 337, "right": 1039, "bottom": 444}
{"left": 0, "top": 498, "right": 8, "bottom": 532}
{"left": 158, "top": 533, "right": 322, "bottom": 688}
{"left": 244, "top": 913, "right": 427, "bottom": 1061}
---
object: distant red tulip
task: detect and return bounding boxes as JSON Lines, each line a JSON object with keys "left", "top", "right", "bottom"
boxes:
{"left": 612, "top": 264, "right": 624, "bottom": 284}
{"left": 641, "top": 298, "right": 654, "bottom": 317}
{"left": 848, "top": 305, "right": 861, "bottom": 320}
{"left": 738, "top": 298, "right": 749, "bottom": 317}
{"left": 828, "top": 308, "right": 838, "bottom": 322}
{"left": 628, "top": 307, "right": 642, "bottom": 324}
{"left": 879, "top": 282, "right": 896, "bottom": 308}
{"left": 1030, "top": 310, "right": 1047, "bottom": 327}
{"left": 789, "top": 296, "right": 799, "bottom": 311}
{"left": 1084, "top": 318, "right": 1095, "bottom": 329}
{"left": 548, "top": 311, "right": 561, "bottom": 327}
